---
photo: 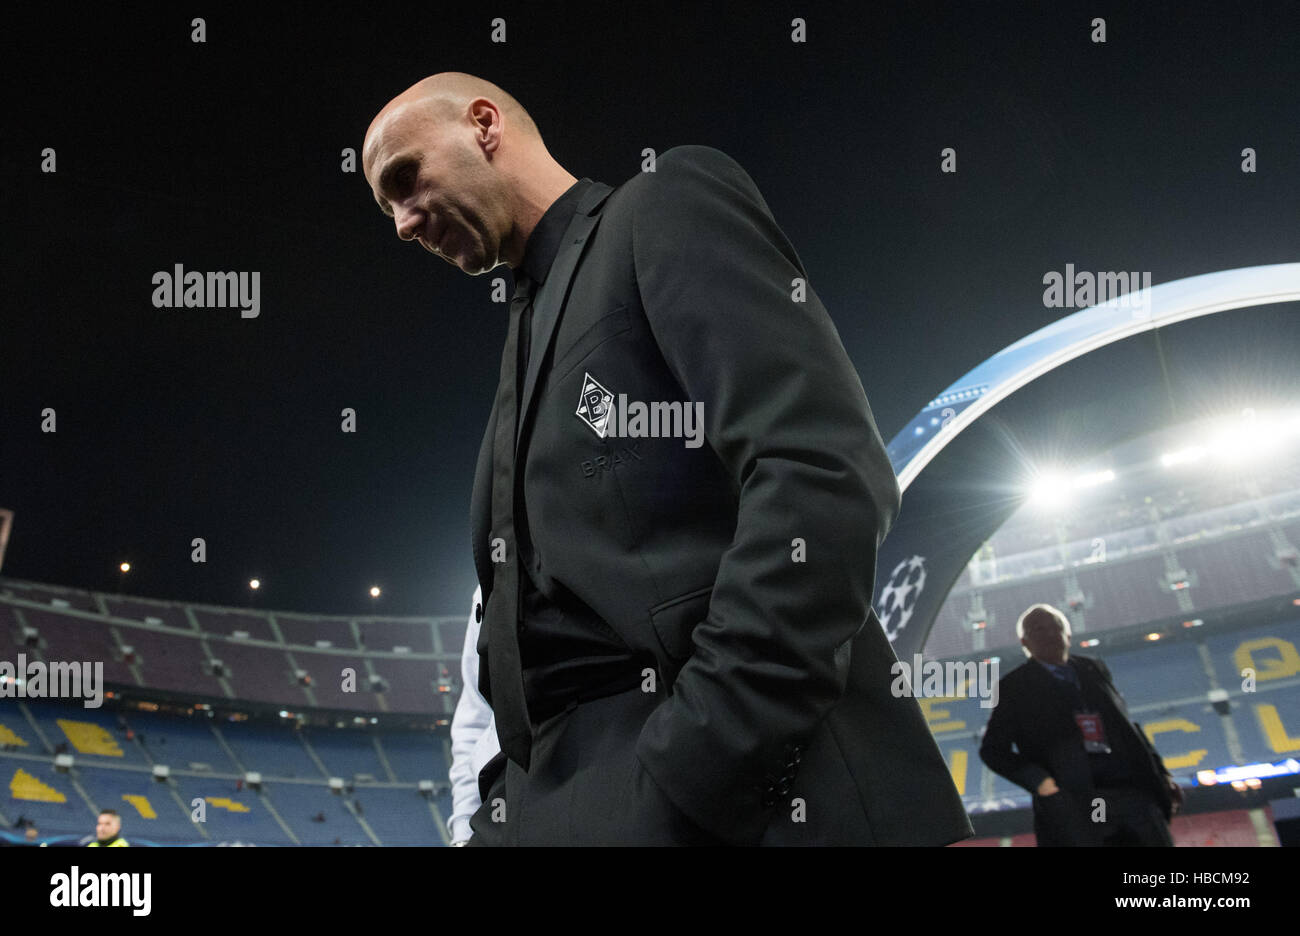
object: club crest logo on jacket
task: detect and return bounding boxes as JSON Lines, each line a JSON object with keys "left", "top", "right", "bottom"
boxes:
{"left": 576, "top": 372, "right": 615, "bottom": 438}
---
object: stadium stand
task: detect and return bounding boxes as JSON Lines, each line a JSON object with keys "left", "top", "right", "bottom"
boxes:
{"left": 927, "top": 458, "right": 1300, "bottom": 659}
{"left": 3, "top": 440, "right": 1297, "bottom": 846}
{"left": 1, "top": 697, "right": 455, "bottom": 845}
{"left": 0, "top": 581, "right": 462, "bottom": 845}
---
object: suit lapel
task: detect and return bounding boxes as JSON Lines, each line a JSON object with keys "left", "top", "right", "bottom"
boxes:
{"left": 471, "top": 182, "right": 615, "bottom": 600}
{"left": 1074, "top": 658, "right": 1125, "bottom": 722}
{"left": 515, "top": 181, "right": 615, "bottom": 454}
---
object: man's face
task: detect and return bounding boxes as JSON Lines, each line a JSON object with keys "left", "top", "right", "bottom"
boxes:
{"left": 363, "top": 103, "right": 508, "bottom": 276}
{"left": 1020, "top": 611, "right": 1070, "bottom": 664}
{"left": 96, "top": 813, "right": 120, "bottom": 841}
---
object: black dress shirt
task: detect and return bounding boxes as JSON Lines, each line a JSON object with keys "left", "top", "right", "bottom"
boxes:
{"left": 511, "top": 178, "right": 649, "bottom": 722}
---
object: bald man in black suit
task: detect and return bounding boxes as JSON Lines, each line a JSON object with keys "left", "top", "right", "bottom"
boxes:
{"left": 364, "top": 72, "right": 972, "bottom": 846}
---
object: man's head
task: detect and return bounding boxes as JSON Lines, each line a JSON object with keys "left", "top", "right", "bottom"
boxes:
{"left": 1017, "top": 603, "right": 1071, "bottom": 664}
{"left": 25, "top": 826, "right": 38, "bottom": 843}
{"left": 96, "top": 810, "right": 121, "bottom": 843}
{"left": 362, "top": 72, "right": 576, "bottom": 276}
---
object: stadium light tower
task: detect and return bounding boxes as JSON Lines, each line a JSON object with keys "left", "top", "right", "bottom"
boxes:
{"left": 1027, "top": 466, "right": 1116, "bottom": 511}
{"left": 369, "top": 585, "right": 381, "bottom": 598}
{"left": 117, "top": 561, "right": 131, "bottom": 594}
{"left": 1028, "top": 473, "right": 1072, "bottom": 510}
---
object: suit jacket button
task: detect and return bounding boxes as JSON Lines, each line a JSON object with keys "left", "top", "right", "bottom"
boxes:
{"left": 475, "top": 603, "right": 483, "bottom": 623}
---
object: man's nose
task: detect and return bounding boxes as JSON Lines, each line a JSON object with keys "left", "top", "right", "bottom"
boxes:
{"left": 394, "top": 205, "right": 424, "bottom": 241}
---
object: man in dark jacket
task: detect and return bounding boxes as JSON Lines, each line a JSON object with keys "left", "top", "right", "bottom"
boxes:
{"left": 364, "top": 71, "right": 972, "bottom": 846}
{"left": 980, "top": 603, "right": 1183, "bottom": 846}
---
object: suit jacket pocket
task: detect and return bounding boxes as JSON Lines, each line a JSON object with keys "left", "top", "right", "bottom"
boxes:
{"left": 649, "top": 586, "right": 712, "bottom": 663}
{"left": 551, "top": 305, "right": 633, "bottom": 382}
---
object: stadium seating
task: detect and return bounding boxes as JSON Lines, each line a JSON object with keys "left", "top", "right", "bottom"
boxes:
{"left": 928, "top": 464, "right": 1300, "bottom": 659}
{"left": 2, "top": 698, "right": 455, "bottom": 845}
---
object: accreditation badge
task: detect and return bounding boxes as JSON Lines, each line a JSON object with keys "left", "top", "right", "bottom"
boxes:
{"left": 1074, "top": 712, "right": 1112, "bottom": 754}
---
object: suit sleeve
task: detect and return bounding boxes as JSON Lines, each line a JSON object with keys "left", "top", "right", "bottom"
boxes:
{"left": 629, "top": 146, "right": 902, "bottom": 844}
{"left": 448, "top": 585, "right": 492, "bottom": 844}
{"left": 1134, "top": 721, "right": 1171, "bottom": 778}
{"left": 978, "top": 679, "right": 1052, "bottom": 794}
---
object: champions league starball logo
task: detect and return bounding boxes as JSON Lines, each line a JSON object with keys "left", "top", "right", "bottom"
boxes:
{"left": 877, "top": 555, "right": 927, "bottom": 642}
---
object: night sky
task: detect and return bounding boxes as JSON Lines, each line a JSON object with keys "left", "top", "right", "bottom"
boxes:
{"left": 3, "top": 1, "right": 1298, "bottom": 616}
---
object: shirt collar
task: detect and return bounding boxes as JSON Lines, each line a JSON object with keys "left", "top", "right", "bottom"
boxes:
{"left": 517, "top": 178, "right": 593, "bottom": 286}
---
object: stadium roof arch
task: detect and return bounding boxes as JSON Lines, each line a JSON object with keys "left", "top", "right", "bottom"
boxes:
{"left": 873, "top": 263, "right": 1300, "bottom": 659}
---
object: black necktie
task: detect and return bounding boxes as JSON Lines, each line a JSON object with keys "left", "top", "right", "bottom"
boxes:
{"left": 487, "top": 269, "right": 536, "bottom": 769}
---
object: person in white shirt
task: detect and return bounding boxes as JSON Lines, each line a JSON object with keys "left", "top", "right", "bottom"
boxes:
{"left": 447, "top": 585, "right": 500, "bottom": 845}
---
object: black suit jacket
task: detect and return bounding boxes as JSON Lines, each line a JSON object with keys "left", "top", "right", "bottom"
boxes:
{"left": 471, "top": 145, "right": 972, "bottom": 846}
{"left": 979, "top": 655, "right": 1174, "bottom": 828}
